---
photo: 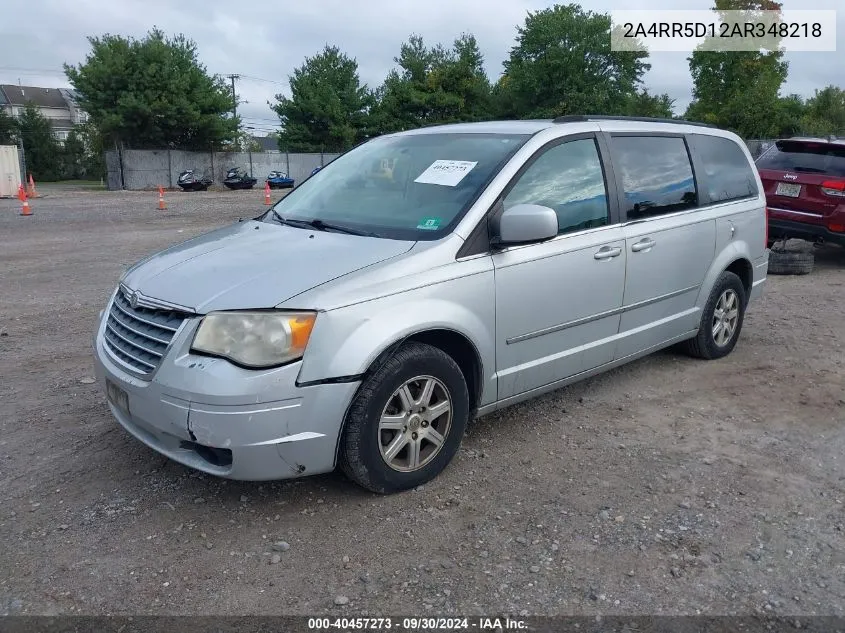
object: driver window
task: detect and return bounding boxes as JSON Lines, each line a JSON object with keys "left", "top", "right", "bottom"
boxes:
{"left": 503, "top": 138, "right": 609, "bottom": 235}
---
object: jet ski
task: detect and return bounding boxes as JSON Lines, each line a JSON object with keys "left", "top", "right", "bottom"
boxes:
{"left": 222, "top": 167, "right": 257, "bottom": 190}
{"left": 266, "top": 171, "right": 295, "bottom": 189}
{"left": 176, "top": 169, "right": 213, "bottom": 191}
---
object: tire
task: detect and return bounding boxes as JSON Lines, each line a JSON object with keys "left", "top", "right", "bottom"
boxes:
{"left": 681, "top": 271, "right": 747, "bottom": 360}
{"left": 339, "top": 342, "right": 469, "bottom": 494}
{"left": 768, "top": 247, "right": 814, "bottom": 275}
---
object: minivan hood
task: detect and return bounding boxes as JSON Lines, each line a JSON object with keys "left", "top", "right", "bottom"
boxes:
{"left": 121, "top": 220, "right": 415, "bottom": 313}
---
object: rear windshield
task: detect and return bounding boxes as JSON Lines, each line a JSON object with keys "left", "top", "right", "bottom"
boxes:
{"left": 756, "top": 140, "right": 845, "bottom": 177}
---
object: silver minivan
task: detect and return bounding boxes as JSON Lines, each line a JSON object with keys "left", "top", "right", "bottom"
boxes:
{"left": 93, "top": 116, "right": 769, "bottom": 493}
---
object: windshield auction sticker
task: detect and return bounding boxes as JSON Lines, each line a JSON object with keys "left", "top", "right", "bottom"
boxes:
{"left": 414, "top": 160, "right": 478, "bottom": 187}
{"left": 416, "top": 217, "right": 442, "bottom": 230}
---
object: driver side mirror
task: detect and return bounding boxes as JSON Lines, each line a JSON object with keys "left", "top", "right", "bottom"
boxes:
{"left": 494, "top": 203, "right": 558, "bottom": 246}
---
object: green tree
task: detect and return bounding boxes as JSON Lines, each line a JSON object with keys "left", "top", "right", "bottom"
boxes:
{"left": 65, "top": 27, "right": 236, "bottom": 149}
{"left": 373, "top": 33, "right": 492, "bottom": 132}
{"left": 62, "top": 127, "right": 87, "bottom": 179}
{"left": 685, "top": 0, "right": 788, "bottom": 137}
{"left": 272, "top": 45, "right": 374, "bottom": 152}
{"left": 800, "top": 86, "right": 845, "bottom": 136}
{"left": 0, "top": 110, "right": 17, "bottom": 145}
{"left": 496, "top": 4, "right": 651, "bottom": 119}
{"left": 17, "top": 103, "right": 63, "bottom": 181}
{"left": 624, "top": 90, "right": 676, "bottom": 118}
{"left": 772, "top": 94, "right": 806, "bottom": 137}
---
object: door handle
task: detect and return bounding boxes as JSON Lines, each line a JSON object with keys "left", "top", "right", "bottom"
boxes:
{"left": 594, "top": 246, "right": 622, "bottom": 260}
{"left": 631, "top": 238, "right": 656, "bottom": 252}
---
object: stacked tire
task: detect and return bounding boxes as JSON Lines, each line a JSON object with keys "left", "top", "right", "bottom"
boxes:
{"left": 768, "top": 239, "right": 814, "bottom": 275}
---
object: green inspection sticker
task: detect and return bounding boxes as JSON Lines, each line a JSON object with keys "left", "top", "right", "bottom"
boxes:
{"left": 416, "top": 217, "right": 442, "bottom": 230}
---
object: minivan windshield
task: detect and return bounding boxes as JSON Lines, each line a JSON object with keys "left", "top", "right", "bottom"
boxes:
{"left": 264, "top": 132, "right": 530, "bottom": 240}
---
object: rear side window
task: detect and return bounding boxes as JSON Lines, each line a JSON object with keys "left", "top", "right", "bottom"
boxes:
{"left": 756, "top": 140, "right": 845, "bottom": 177}
{"left": 692, "top": 134, "right": 759, "bottom": 202}
{"left": 611, "top": 136, "right": 697, "bottom": 220}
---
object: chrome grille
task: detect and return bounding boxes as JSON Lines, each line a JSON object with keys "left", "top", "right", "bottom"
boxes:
{"left": 103, "top": 289, "right": 188, "bottom": 375}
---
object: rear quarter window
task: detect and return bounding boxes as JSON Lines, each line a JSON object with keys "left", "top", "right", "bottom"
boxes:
{"left": 692, "top": 134, "right": 759, "bottom": 203}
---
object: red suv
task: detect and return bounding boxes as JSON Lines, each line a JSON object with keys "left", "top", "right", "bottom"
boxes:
{"left": 756, "top": 137, "right": 845, "bottom": 247}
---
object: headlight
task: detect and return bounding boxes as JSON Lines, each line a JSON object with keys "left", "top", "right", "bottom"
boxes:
{"left": 191, "top": 311, "right": 316, "bottom": 368}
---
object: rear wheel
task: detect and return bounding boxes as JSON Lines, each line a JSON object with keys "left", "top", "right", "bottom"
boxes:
{"left": 339, "top": 342, "right": 469, "bottom": 494}
{"left": 681, "top": 271, "right": 746, "bottom": 360}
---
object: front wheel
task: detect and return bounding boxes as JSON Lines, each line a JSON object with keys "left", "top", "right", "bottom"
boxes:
{"left": 339, "top": 342, "right": 469, "bottom": 493}
{"left": 681, "top": 271, "right": 746, "bottom": 360}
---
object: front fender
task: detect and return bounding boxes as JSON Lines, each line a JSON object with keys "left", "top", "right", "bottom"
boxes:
{"left": 296, "top": 268, "right": 497, "bottom": 406}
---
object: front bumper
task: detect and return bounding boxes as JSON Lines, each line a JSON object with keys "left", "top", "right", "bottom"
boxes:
{"left": 92, "top": 303, "right": 360, "bottom": 481}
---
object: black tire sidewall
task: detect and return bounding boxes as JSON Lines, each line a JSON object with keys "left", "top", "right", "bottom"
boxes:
{"left": 343, "top": 344, "right": 469, "bottom": 493}
{"left": 700, "top": 272, "right": 747, "bottom": 359}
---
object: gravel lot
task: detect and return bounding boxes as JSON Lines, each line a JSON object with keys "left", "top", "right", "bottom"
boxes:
{"left": 1, "top": 186, "right": 844, "bottom": 617}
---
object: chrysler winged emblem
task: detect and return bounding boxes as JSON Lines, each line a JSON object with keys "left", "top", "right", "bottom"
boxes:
{"left": 124, "top": 287, "right": 139, "bottom": 309}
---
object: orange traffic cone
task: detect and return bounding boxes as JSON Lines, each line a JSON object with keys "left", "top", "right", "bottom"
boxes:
{"left": 27, "top": 174, "right": 37, "bottom": 198}
{"left": 264, "top": 181, "right": 272, "bottom": 205}
{"left": 158, "top": 185, "right": 166, "bottom": 210}
{"left": 19, "top": 184, "right": 32, "bottom": 216}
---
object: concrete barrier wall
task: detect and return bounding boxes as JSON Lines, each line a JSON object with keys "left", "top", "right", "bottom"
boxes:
{"left": 104, "top": 149, "right": 341, "bottom": 190}
{"left": 106, "top": 140, "right": 773, "bottom": 191}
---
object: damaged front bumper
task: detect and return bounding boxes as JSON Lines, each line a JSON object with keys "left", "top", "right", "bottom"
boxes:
{"left": 92, "top": 308, "right": 359, "bottom": 481}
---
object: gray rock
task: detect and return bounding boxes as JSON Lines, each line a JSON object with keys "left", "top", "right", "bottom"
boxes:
{"left": 679, "top": 501, "right": 692, "bottom": 509}
{"left": 599, "top": 509, "right": 611, "bottom": 520}
{"left": 271, "top": 541, "right": 290, "bottom": 552}
{"left": 79, "top": 377, "right": 96, "bottom": 384}
{"left": 193, "top": 497, "right": 205, "bottom": 504}
{"left": 270, "top": 554, "right": 281, "bottom": 565}
{"left": 240, "top": 495, "right": 248, "bottom": 503}
{"left": 670, "top": 567, "right": 682, "bottom": 578}
{"left": 205, "top": 542, "right": 213, "bottom": 549}
{"left": 334, "top": 596, "right": 350, "bottom": 606}
{"left": 440, "top": 560, "right": 456, "bottom": 569}
{"left": 515, "top": 536, "right": 528, "bottom": 544}
{"left": 529, "top": 566, "right": 540, "bottom": 573}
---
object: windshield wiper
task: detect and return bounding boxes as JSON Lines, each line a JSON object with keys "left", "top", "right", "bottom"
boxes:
{"left": 277, "top": 216, "right": 380, "bottom": 238}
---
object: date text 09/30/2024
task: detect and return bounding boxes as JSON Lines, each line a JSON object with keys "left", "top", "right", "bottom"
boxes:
{"left": 307, "top": 617, "right": 528, "bottom": 631}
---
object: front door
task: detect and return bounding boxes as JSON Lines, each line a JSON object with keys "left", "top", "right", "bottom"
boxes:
{"left": 492, "top": 135, "right": 627, "bottom": 400}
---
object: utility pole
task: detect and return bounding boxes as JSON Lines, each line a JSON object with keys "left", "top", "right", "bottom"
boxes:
{"left": 227, "top": 74, "right": 240, "bottom": 149}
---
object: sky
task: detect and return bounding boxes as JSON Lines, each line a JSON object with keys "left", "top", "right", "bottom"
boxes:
{"left": 1, "top": 0, "right": 842, "bottom": 135}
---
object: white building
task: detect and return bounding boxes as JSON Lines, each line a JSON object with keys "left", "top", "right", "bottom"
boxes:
{"left": 0, "top": 84, "right": 87, "bottom": 142}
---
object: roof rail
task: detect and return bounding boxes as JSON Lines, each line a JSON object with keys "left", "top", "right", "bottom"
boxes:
{"left": 552, "top": 114, "right": 717, "bottom": 129}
